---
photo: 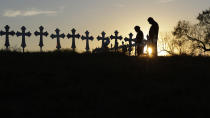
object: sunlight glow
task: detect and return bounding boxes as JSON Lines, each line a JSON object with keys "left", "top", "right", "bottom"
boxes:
{"left": 158, "top": 51, "right": 168, "bottom": 56}
{"left": 143, "top": 46, "right": 153, "bottom": 56}
{"left": 148, "top": 47, "right": 153, "bottom": 55}
{"left": 143, "top": 44, "right": 169, "bottom": 56}
{"left": 144, "top": 46, "right": 147, "bottom": 54}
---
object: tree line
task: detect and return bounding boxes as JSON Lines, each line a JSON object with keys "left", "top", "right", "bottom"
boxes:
{"left": 160, "top": 8, "right": 210, "bottom": 56}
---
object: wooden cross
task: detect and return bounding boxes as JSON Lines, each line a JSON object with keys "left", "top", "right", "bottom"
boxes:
{"left": 110, "top": 30, "right": 122, "bottom": 52}
{"left": 50, "top": 28, "right": 65, "bottom": 50}
{"left": 0, "top": 25, "right": 15, "bottom": 50}
{"left": 97, "top": 31, "right": 110, "bottom": 48}
{"left": 16, "top": 26, "right": 31, "bottom": 53}
{"left": 34, "top": 26, "right": 48, "bottom": 52}
{"left": 81, "top": 31, "right": 94, "bottom": 52}
{"left": 125, "top": 33, "right": 136, "bottom": 56}
{"left": 67, "top": 28, "right": 80, "bottom": 52}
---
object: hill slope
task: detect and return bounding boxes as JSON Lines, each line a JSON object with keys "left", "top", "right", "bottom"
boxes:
{"left": 1, "top": 52, "right": 210, "bottom": 118}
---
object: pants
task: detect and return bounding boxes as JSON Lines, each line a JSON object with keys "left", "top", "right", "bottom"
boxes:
{"left": 136, "top": 43, "right": 144, "bottom": 56}
{"left": 153, "top": 41, "right": 158, "bottom": 56}
{"left": 148, "top": 40, "right": 157, "bottom": 56}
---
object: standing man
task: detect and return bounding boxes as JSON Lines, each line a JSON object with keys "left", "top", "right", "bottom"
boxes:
{"left": 134, "top": 26, "right": 144, "bottom": 56}
{"left": 147, "top": 17, "right": 159, "bottom": 56}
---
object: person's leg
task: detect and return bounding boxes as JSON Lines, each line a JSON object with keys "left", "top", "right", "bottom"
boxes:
{"left": 140, "top": 45, "right": 144, "bottom": 55}
{"left": 154, "top": 41, "right": 158, "bottom": 56}
{"left": 137, "top": 44, "right": 141, "bottom": 56}
{"left": 137, "top": 45, "right": 140, "bottom": 56}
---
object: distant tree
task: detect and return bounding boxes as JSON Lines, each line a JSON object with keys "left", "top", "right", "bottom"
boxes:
{"left": 198, "top": 8, "right": 210, "bottom": 25}
{"left": 160, "top": 32, "right": 194, "bottom": 56}
{"left": 173, "top": 8, "right": 210, "bottom": 54}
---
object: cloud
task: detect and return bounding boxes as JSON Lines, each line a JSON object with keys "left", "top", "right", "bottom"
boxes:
{"left": 158, "top": 0, "right": 174, "bottom": 3}
{"left": 3, "top": 9, "right": 57, "bottom": 17}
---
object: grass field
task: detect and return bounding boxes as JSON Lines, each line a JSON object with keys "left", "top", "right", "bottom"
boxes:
{"left": 1, "top": 51, "right": 210, "bottom": 118}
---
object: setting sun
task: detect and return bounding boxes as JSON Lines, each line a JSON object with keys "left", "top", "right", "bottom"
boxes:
{"left": 143, "top": 46, "right": 152, "bottom": 56}
{"left": 148, "top": 47, "right": 153, "bottom": 55}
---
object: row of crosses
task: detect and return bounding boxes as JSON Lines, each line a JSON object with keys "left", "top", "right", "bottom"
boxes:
{"left": 0, "top": 25, "right": 137, "bottom": 55}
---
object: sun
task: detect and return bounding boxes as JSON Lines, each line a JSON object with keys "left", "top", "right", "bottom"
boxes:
{"left": 148, "top": 47, "right": 153, "bottom": 55}
{"left": 144, "top": 46, "right": 153, "bottom": 56}
{"left": 143, "top": 45, "right": 169, "bottom": 56}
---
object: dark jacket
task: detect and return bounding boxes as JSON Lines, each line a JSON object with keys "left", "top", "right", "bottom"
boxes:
{"left": 149, "top": 21, "right": 159, "bottom": 42}
{"left": 136, "top": 31, "right": 144, "bottom": 44}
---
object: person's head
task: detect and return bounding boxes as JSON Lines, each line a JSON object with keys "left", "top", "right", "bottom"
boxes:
{"left": 148, "top": 17, "right": 155, "bottom": 24}
{"left": 134, "top": 26, "right": 141, "bottom": 32}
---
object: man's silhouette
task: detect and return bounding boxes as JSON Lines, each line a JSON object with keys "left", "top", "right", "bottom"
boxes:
{"left": 147, "top": 17, "right": 159, "bottom": 56}
{"left": 135, "top": 26, "right": 144, "bottom": 56}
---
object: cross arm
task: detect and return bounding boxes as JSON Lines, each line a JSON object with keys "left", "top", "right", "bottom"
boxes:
{"left": 26, "top": 32, "right": 32, "bottom": 37}
{"left": 90, "top": 36, "right": 94, "bottom": 41}
{"left": 97, "top": 36, "right": 102, "bottom": 41}
{"left": 66, "top": 34, "right": 71, "bottom": 39}
{"left": 75, "top": 34, "right": 81, "bottom": 38}
{"left": 50, "top": 34, "right": 56, "bottom": 39}
{"left": 124, "top": 37, "right": 129, "bottom": 42}
{"left": 81, "top": 36, "right": 86, "bottom": 40}
{"left": 110, "top": 35, "right": 115, "bottom": 39}
{"left": 0, "top": 31, "right": 4, "bottom": 36}
{"left": 16, "top": 32, "right": 22, "bottom": 37}
{"left": 34, "top": 31, "right": 40, "bottom": 36}
{"left": 43, "top": 32, "right": 49, "bottom": 37}
{"left": 67, "top": 34, "right": 80, "bottom": 39}
{"left": 60, "top": 33, "right": 65, "bottom": 39}
{"left": 10, "top": 31, "right": 16, "bottom": 36}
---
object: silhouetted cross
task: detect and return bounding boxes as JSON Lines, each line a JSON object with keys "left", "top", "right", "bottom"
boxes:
{"left": 125, "top": 33, "right": 136, "bottom": 56}
{"left": 34, "top": 26, "right": 48, "bottom": 52}
{"left": 110, "top": 30, "right": 122, "bottom": 52}
{"left": 50, "top": 28, "right": 65, "bottom": 50}
{"left": 0, "top": 25, "right": 15, "bottom": 50}
{"left": 16, "top": 26, "right": 31, "bottom": 53}
{"left": 81, "top": 31, "right": 94, "bottom": 52}
{"left": 97, "top": 31, "right": 110, "bottom": 48}
{"left": 67, "top": 28, "right": 80, "bottom": 52}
